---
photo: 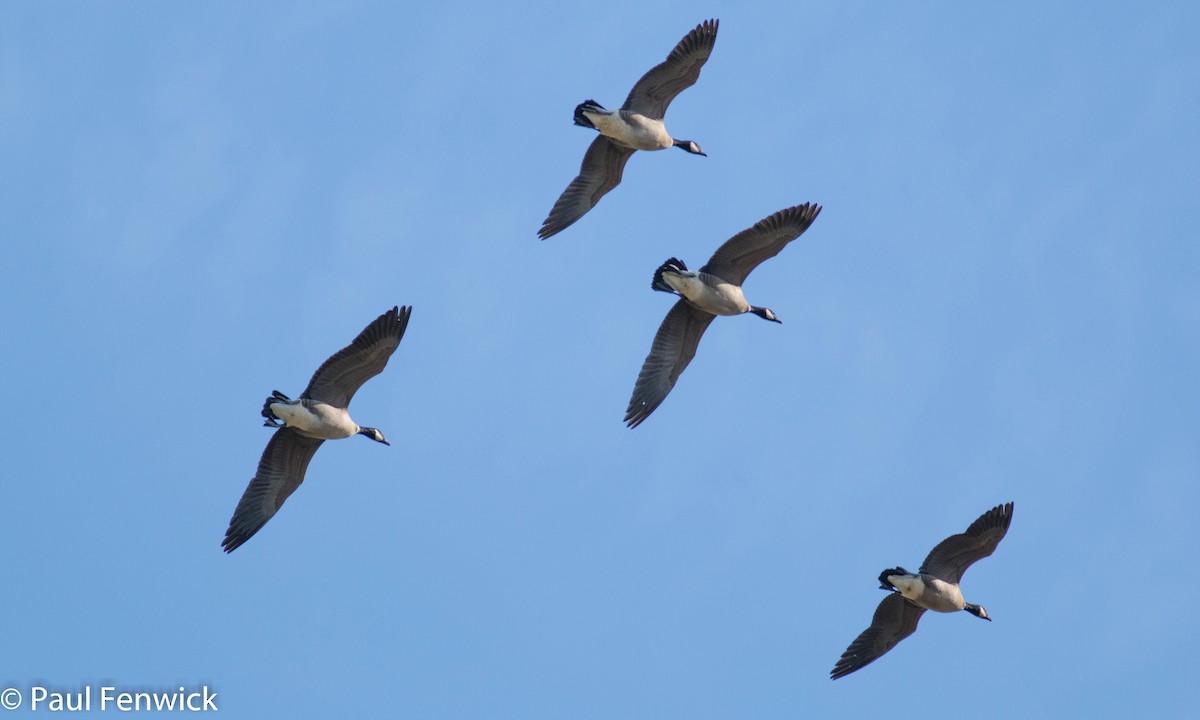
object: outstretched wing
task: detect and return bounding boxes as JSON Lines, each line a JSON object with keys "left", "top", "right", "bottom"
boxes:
{"left": 222, "top": 428, "right": 325, "bottom": 553}
{"left": 301, "top": 306, "right": 412, "bottom": 408}
{"left": 920, "top": 502, "right": 1015, "bottom": 585}
{"left": 624, "top": 300, "right": 716, "bottom": 428}
{"left": 830, "top": 593, "right": 926, "bottom": 680}
{"left": 622, "top": 19, "right": 719, "bottom": 120}
{"left": 700, "top": 204, "right": 822, "bottom": 286}
{"left": 539, "top": 137, "right": 635, "bottom": 239}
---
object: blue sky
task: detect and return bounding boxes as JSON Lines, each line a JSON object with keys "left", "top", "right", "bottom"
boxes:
{"left": 1, "top": 1, "right": 1197, "bottom": 717}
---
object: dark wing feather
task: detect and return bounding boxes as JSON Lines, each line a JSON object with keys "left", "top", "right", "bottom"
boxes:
{"left": 301, "top": 306, "right": 411, "bottom": 408}
{"left": 539, "top": 136, "right": 635, "bottom": 239}
{"left": 622, "top": 19, "right": 718, "bottom": 119}
{"left": 830, "top": 594, "right": 926, "bottom": 680}
{"left": 700, "top": 203, "right": 822, "bottom": 286}
{"left": 919, "top": 502, "right": 1015, "bottom": 585}
{"left": 624, "top": 300, "right": 716, "bottom": 428}
{"left": 222, "top": 428, "right": 325, "bottom": 553}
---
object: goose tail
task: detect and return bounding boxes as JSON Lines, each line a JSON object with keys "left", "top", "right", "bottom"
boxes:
{"left": 573, "top": 99, "right": 606, "bottom": 128}
{"left": 261, "top": 391, "right": 290, "bottom": 426}
{"left": 877, "top": 567, "right": 910, "bottom": 591}
{"left": 652, "top": 257, "right": 689, "bottom": 294}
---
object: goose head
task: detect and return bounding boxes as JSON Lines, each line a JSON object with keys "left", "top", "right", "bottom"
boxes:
{"left": 672, "top": 139, "right": 707, "bottom": 156}
{"left": 749, "top": 306, "right": 782, "bottom": 323}
{"left": 964, "top": 603, "right": 991, "bottom": 621}
{"left": 358, "top": 427, "right": 391, "bottom": 446}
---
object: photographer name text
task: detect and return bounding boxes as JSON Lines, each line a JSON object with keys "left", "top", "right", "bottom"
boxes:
{"left": 1, "top": 685, "right": 217, "bottom": 713}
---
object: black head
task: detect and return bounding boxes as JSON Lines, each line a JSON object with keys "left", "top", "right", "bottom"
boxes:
{"left": 749, "top": 306, "right": 781, "bottom": 323}
{"left": 965, "top": 603, "right": 991, "bottom": 621}
{"left": 358, "top": 427, "right": 391, "bottom": 446}
{"left": 673, "top": 139, "right": 707, "bottom": 156}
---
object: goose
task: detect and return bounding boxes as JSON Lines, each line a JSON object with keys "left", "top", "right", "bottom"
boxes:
{"left": 538, "top": 19, "right": 718, "bottom": 240}
{"left": 222, "top": 305, "right": 412, "bottom": 553}
{"left": 624, "top": 203, "right": 821, "bottom": 428}
{"left": 830, "top": 502, "right": 1015, "bottom": 680}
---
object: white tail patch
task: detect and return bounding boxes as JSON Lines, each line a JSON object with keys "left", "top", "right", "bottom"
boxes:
{"left": 890, "top": 574, "right": 926, "bottom": 602}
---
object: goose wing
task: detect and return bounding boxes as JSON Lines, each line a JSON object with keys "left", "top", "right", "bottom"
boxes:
{"left": 700, "top": 203, "right": 822, "bottom": 286}
{"left": 301, "top": 305, "right": 411, "bottom": 408}
{"left": 539, "top": 136, "right": 635, "bottom": 239}
{"left": 222, "top": 428, "right": 325, "bottom": 553}
{"left": 830, "top": 593, "right": 927, "bottom": 680}
{"left": 919, "top": 502, "right": 1015, "bottom": 585}
{"left": 624, "top": 299, "right": 716, "bottom": 428}
{"left": 622, "top": 19, "right": 718, "bottom": 120}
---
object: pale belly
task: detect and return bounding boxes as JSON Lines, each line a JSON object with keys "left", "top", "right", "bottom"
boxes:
{"left": 665, "top": 273, "right": 749, "bottom": 316}
{"left": 891, "top": 574, "right": 965, "bottom": 613}
{"left": 588, "top": 111, "right": 673, "bottom": 151}
{"left": 271, "top": 401, "right": 358, "bottom": 439}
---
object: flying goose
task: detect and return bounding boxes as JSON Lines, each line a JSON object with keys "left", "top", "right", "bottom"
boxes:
{"left": 624, "top": 203, "right": 821, "bottom": 428}
{"left": 538, "top": 19, "right": 718, "bottom": 240}
{"left": 830, "top": 502, "right": 1015, "bottom": 680}
{"left": 222, "top": 306, "right": 412, "bottom": 553}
